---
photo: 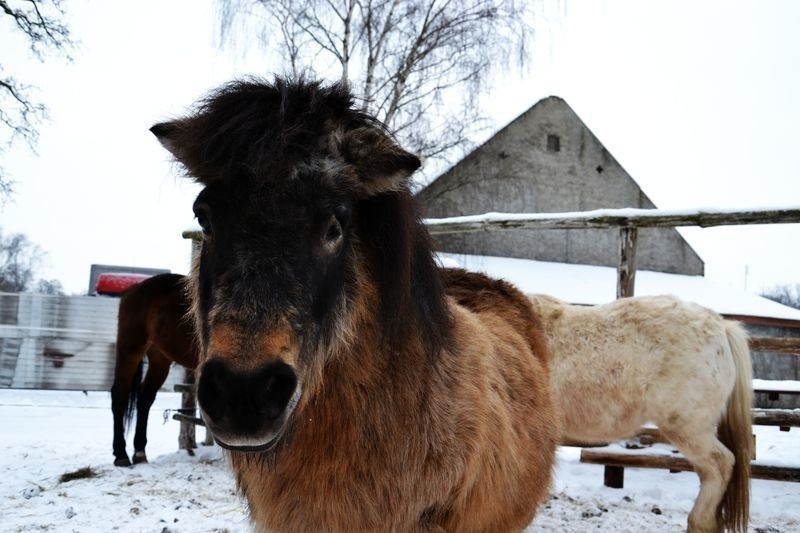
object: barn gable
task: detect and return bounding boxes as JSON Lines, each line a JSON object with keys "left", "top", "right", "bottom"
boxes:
{"left": 417, "top": 96, "right": 704, "bottom": 275}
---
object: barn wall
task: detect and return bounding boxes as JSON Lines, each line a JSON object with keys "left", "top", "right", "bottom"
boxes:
{"left": 417, "top": 96, "right": 704, "bottom": 276}
{"left": 745, "top": 323, "right": 800, "bottom": 409}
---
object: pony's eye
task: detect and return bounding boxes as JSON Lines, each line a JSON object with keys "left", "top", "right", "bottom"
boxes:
{"left": 321, "top": 205, "right": 349, "bottom": 251}
{"left": 194, "top": 206, "right": 213, "bottom": 236}
{"left": 324, "top": 216, "right": 342, "bottom": 244}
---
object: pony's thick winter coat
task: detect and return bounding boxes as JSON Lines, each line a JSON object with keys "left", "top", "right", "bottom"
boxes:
{"left": 152, "top": 78, "right": 558, "bottom": 532}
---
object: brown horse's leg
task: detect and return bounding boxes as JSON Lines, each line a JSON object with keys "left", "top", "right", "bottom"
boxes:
{"left": 111, "top": 338, "right": 148, "bottom": 467}
{"left": 131, "top": 349, "right": 172, "bottom": 464}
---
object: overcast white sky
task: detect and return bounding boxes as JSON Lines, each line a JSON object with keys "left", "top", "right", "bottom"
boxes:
{"left": 2, "top": 0, "right": 799, "bottom": 296}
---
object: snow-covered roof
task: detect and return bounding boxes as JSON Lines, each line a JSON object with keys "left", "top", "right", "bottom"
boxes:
{"left": 438, "top": 252, "right": 800, "bottom": 322}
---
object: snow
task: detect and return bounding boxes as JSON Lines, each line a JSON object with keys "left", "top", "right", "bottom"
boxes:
{"left": 2, "top": 389, "right": 799, "bottom": 532}
{"left": 439, "top": 252, "right": 800, "bottom": 321}
{"left": 753, "top": 379, "right": 800, "bottom": 393}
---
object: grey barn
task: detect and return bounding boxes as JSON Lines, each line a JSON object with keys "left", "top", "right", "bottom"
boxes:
{"left": 417, "top": 96, "right": 704, "bottom": 276}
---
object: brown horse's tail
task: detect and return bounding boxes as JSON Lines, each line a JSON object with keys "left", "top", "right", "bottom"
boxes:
{"left": 718, "top": 321, "right": 753, "bottom": 533}
{"left": 124, "top": 360, "right": 144, "bottom": 432}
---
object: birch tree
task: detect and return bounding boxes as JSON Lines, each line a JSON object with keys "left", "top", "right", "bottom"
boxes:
{"left": 217, "top": 0, "right": 535, "bottom": 171}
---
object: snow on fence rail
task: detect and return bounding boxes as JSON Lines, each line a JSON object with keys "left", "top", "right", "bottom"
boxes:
{"left": 421, "top": 206, "right": 800, "bottom": 234}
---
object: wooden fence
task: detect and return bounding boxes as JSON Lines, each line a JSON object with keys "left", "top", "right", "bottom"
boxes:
{"left": 422, "top": 206, "right": 800, "bottom": 299}
{"left": 182, "top": 205, "right": 800, "bottom": 358}
{"left": 179, "top": 206, "right": 800, "bottom": 459}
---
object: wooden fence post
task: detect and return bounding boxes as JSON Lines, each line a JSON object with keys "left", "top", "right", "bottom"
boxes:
{"left": 608, "top": 225, "right": 638, "bottom": 486}
{"left": 178, "top": 367, "right": 197, "bottom": 454}
{"left": 617, "top": 227, "right": 638, "bottom": 299}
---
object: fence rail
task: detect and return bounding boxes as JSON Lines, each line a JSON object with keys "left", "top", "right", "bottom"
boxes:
{"left": 422, "top": 206, "right": 800, "bottom": 234}
{"left": 749, "top": 337, "right": 800, "bottom": 355}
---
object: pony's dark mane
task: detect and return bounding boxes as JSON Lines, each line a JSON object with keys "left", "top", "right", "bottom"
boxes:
{"left": 165, "top": 77, "right": 380, "bottom": 184}
{"left": 358, "top": 190, "right": 452, "bottom": 358}
{"left": 175, "top": 77, "right": 451, "bottom": 358}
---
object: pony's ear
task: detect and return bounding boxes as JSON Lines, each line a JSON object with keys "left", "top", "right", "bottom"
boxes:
{"left": 340, "top": 127, "right": 421, "bottom": 196}
{"left": 150, "top": 120, "right": 188, "bottom": 163}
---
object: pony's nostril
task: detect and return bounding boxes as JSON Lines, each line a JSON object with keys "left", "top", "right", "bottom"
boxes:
{"left": 255, "top": 362, "right": 297, "bottom": 423}
{"left": 198, "top": 358, "right": 298, "bottom": 431}
{"left": 198, "top": 359, "right": 230, "bottom": 423}
{"left": 211, "top": 373, "right": 226, "bottom": 396}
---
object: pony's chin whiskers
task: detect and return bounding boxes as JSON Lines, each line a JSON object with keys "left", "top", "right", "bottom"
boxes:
{"left": 215, "top": 436, "right": 279, "bottom": 453}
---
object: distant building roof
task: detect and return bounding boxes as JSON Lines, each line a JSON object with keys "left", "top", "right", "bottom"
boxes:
{"left": 439, "top": 252, "right": 800, "bottom": 324}
{"left": 418, "top": 95, "right": 705, "bottom": 276}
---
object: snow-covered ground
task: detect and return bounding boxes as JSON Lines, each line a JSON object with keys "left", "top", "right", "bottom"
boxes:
{"left": 2, "top": 389, "right": 799, "bottom": 532}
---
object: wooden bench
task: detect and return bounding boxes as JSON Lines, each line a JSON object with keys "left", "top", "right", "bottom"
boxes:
{"left": 172, "top": 412, "right": 206, "bottom": 426}
{"left": 580, "top": 445, "right": 800, "bottom": 487}
{"left": 577, "top": 404, "right": 800, "bottom": 488}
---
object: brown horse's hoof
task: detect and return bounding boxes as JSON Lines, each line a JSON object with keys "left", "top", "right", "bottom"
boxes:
{"left": 132, "top": 451, "right": 148, "bottom": 464}
{"left": 114, "top": 455, "right": 132, "bottom": 467}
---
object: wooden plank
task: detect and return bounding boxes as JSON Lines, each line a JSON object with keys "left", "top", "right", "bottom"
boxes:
{"left": 172, "top": 412, "right": 206, "bottom": 427}
{"left": 580, "top": 449, "right": 800, "bottom": 482}
{"left": 750, "top": 463, "right": 800, "bottom": 482}
{"left": 754, "top": 388, "right": 800, "bottom": 395}
{"left": 748, "top": 336, "right": 800, "bottom": 355}
{"left": 754, "top": 390, "right": 800, "bottom": 401}
{"left": 724, "top": 314, "right": 800, "bottom": 330}
{"left": 617, "top": 227, "right": 638, "bottom": 299}
{"left": 418, "top": 207, "right": 800, "bottom": 235}
{"left": 581, "top": 449, "right": 692, "bottom": 472}
{"left": 751, "top": 408, "right": 800, "bottom": 427}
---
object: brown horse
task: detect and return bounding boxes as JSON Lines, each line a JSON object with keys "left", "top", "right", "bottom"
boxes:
{"left": 111, "top": 273, "right": 197, "bottom": 467}
{"left": 151, "top": 78, "right": 558, "bottom": 532}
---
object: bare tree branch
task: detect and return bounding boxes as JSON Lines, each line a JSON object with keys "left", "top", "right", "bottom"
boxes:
{"left": 215, "top": 0, "right": 536, "bottom": 176}
{"left": 0, "top": 0, "right": 75, "bottom": 199}
{"left": 1, "top": 0, "right": 73, "bottom": 58}
{"left": 762, "top": 284, "right": 800, "bottom": 310}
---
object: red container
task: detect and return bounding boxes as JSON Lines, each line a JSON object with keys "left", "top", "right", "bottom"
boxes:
{"left": 95, "top": 273, "right": 151, "bottom": 296}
